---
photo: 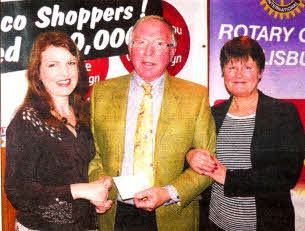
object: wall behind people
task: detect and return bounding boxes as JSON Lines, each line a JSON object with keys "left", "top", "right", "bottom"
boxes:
{"left": 208, "top": 1, "right": 305, "bottom": 230}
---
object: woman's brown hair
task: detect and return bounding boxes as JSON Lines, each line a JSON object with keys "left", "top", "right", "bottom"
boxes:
{"left": 220, "top": 36, "right": 265, "bottom": 76}
{"left": 21, "top": 31, "right": 90, "bottom": 128}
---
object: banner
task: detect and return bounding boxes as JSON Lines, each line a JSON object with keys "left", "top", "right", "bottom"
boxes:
{"left": 209, "top": 0, "right": 305, "bottom": 104}
{"left": 208, "top": 0, "right": 305, "bottom": 229}
{"left": 1, "top": 0, "right": 207, "bottom": 144}
{"left": 1, "top": 0, "right": 162, "bottom": 73}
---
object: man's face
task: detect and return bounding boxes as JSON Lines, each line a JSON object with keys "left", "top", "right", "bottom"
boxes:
{"left": 128, "top": 19, "right": 176, "bottom": 82}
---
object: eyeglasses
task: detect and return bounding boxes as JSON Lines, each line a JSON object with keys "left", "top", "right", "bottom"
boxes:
{"left": 131, "top": 39, "right": 174, "bottom": 50}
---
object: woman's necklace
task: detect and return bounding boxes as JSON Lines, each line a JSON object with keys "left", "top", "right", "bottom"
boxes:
{"left": 51, "top": 107, "right": 79, "bottom": 130}
{"left": 60, "top": 116, "right": 77, "bottom": 129}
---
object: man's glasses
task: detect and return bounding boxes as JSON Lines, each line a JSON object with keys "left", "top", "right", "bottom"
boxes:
{"left": 131, "top": 39, "right": 174, "bottom": 50}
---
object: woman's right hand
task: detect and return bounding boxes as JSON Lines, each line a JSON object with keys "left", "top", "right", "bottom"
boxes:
{"left": 93, "top": 176, "right": 113, "bottom": 190}
{"left": 186, "top": 149, "right": 227, "bottom": 185}
{"left": 70, "top": 178, "right": 111, "bottom": 202}
{"left": 186, "top": 149, "right": 217, "bottom": 175}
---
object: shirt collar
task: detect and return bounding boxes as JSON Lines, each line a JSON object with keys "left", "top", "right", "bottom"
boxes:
{"left": 133, "top": 72, "right": 165, "bottom": 91}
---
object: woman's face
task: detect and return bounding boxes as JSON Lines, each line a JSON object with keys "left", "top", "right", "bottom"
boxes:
{"left": 39, "top": 45, "right": 78, "bottom": 100}
{"left": 223, "top": 57, "right": 262, "bottom": 98}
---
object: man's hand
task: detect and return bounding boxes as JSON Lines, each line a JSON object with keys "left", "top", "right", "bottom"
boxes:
{"left": 134, "top": 187, "right": 170, "bottom": 211}
{"left": 90, "top": 199, "right": 113, "bottom": 214}
{"left": 90, "top": 176, "right": 113, "bottom": 213}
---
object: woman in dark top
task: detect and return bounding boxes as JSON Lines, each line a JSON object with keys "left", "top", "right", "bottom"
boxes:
{"left": 5, "top": 31, "right": 112, "bottom": 231}
{"left": 187, "top": 36, "right": 304, "bottom": 230}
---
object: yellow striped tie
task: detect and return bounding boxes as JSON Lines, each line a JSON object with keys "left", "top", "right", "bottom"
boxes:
{"left": 133, "top": 83, "right": 154, "bottom": 186}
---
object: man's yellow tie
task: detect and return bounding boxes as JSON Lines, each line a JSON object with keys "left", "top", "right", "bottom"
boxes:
{"left": 133, "top": 83, "right": 154, "bottom": 186}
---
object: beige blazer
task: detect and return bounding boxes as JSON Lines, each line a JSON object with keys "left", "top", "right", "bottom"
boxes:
{"left": 89, "top": 72, "right": 216, "bottom": 231}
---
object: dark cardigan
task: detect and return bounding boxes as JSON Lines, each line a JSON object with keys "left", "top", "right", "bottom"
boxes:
{"left": 5, "top": 107, "right": 96, "bottom": 231}
{"left": 209, "top": 90, "right": 304, "bottom": 230}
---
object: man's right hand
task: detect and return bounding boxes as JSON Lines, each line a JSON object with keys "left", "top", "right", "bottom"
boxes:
{"left": 91, "top": 199, "right": 113, "bottom": 213}
{"left": 90, "top": 176, "right": 113, "bottom": 213}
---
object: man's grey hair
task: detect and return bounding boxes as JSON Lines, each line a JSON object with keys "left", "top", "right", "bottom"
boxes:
{"left": 128, "top": 15, "right": 177, "bottom": 47}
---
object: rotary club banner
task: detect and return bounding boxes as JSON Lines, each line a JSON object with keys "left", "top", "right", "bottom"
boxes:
{"left": 208, "top": 0, "right": 305, "bottom": 229}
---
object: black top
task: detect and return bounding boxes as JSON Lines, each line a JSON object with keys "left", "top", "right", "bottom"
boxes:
{"left": 5, "top": 107, "right": 96, "bottom": 231}
{"left": 210, "top": 90, "right": 305, "bottom": 230}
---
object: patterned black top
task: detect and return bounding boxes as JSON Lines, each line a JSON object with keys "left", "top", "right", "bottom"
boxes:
{"left": 5, "top": 107, "right": 96, "bottom": 231}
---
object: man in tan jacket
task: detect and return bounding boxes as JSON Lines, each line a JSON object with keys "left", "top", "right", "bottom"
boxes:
{"left": 89, "top": 15, "right": 216, "bottom": 231}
